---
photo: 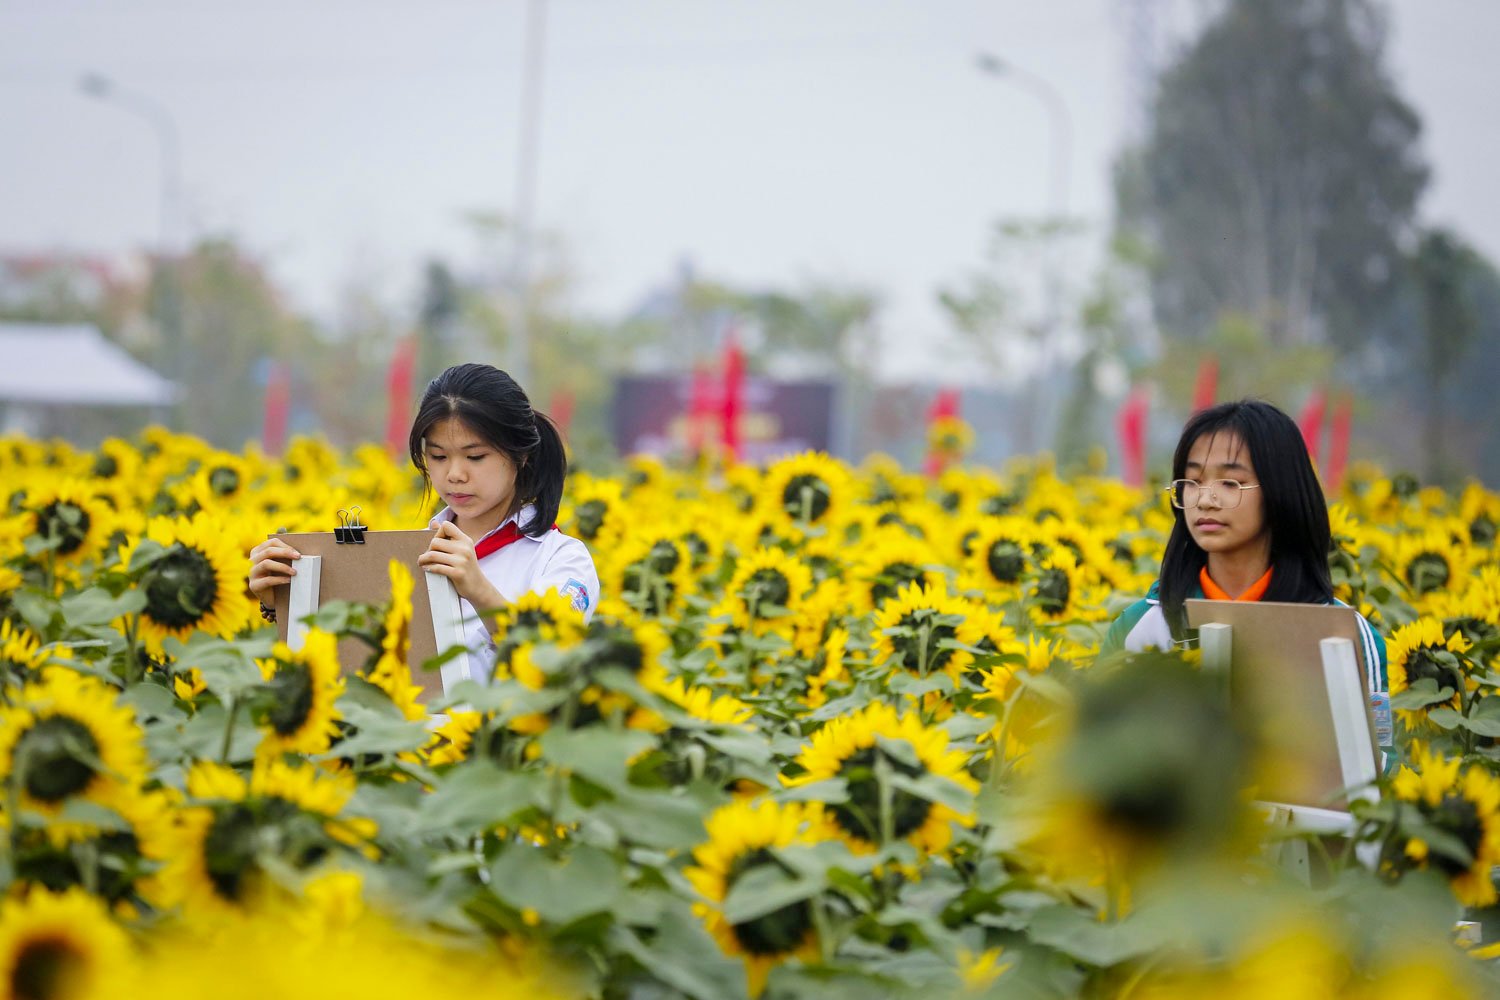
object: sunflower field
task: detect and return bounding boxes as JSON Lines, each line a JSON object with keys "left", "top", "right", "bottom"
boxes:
{"left": 3, "top": 428, "right": 1500, "bottom": 1000}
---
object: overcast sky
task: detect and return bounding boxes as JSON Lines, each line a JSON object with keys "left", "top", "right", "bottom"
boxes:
{"left": 2, "top": 0, "right": 1495, "bottom": 381}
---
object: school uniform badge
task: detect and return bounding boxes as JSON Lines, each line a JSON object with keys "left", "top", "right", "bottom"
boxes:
{"left": 562, "top": 578, "right": 591, "bottom": 613}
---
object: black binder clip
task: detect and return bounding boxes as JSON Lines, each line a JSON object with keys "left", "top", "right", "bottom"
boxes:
{"left": 334, "top": 506, "right": 366, "bottom": 544}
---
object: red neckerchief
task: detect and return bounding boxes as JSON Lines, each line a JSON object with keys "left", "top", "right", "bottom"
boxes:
{"left": 1199, "top": 565, "right": 1273, "bottom": 602}
{"left": 471, "top": 520, "right": 557, "bottom": 560}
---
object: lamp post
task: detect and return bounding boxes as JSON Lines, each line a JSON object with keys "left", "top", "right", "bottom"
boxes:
{"left": 510, "top": 0, "right": 548, "bottom": 387}
{"left": 974, "top": 53, "right": 1074, "bottom": 455}
{"left": 79, "top": 72, "right": 184, "bottom": 424}
{"left": 974, "top": 52, "right": 1072, "bottom": 220}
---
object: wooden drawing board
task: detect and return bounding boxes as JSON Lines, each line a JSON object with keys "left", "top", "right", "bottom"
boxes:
{"left": 1185, "top": 599, "right": 1378, "bottom": 812}
{"left": 271, "top": 529, "right": 467, "bottom": 698}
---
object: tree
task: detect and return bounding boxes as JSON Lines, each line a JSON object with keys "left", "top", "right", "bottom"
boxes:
{"left": 1130, "top": 0, "right": 1427, "bottom": 349}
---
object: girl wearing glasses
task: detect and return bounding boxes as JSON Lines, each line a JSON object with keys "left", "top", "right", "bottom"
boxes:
{"left": 1101, "top": 399, "right": 1387, "bottom": 693}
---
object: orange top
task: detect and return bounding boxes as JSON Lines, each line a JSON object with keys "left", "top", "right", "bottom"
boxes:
{"left": 1199, "top": 565, "right": 1273, "bottom": 602}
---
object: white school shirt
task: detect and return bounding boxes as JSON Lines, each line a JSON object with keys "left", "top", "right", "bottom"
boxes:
{"left": 428, "top": 504, "right": 600, "bottom": 683}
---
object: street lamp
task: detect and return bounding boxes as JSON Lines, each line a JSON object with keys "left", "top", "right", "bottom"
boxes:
{"left": 79, "top": 72, "right": 182, "bottom": 255}
{"left": 974, "top": 52, "right": 1072, "bottom": 220}
{"left": 79, "top": 72, "right": 185, "bottom": 424}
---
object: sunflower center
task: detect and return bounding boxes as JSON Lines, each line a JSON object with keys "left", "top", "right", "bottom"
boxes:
{"left": 646, "top": 540, "right": 681, "bottom": 575}
{"left": 832, "top": 744, "right": 931, "bottom": 842}
{"left": 35, "top": 501, "right": 91, "bottom": 557}
{"left": 141, "top": 545, "right": 220, "bottom": 630}
{"left": 725, "top": 848, "right": 815, "bottom": 957}
{"left": 1429, "top": 795, "right": 1484, "bottom": 878}
{"left": 15, "top": 717, "right": 101, "bottom": 803}
{"left": 891, "top": 611, "right": 959, "bottom": 673}
{"left": 11, "top": 934, "right": 86, "bottom": 1000}
{"left": 781, "top": 474, "right": 832, "bottom": 523}
{"left": 1405, "top": 647, "right": 1464, "bottom": 696}
{"left": 582, "top": 624, "right": 644, "bottom": 675}
{"left": 1404, "top": 553, "right": 1450, "bottom": 595}
{"left": 207, "top": 466, "right": 241, "bottom": 496}
{"left": 871, "top": 563, "right": 924, "bottom": 606}
{"left": 743, "top": 568, "right": 791, "bottom": 617}
{"left": 1034, "top": 568, "right": 1072, "bottom": 616}
{"left": 986, "top": 541, "right": 1026, "bottom": 584}
{"left": 266, "top": 661, "right": 315, "bottom": 736}
{"left": 203, "top": 804, "right": 258, "bottom": 900}
{"left": 93, "top": 453, "right": 119, "bottom": 478}
{"left": 1471, "top": 515, "right": 1496, "bottom": 548}
{"left": 573, "top": 500, "right": 608, "bottom": 540}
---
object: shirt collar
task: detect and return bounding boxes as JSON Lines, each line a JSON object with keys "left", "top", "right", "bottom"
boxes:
{"left": 427, "top": 503, "right": 535, "bottom": 545}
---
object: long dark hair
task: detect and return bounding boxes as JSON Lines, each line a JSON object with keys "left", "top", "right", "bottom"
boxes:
{"left": 407, "top": 363, "right": 566, "bottom": 537}
{"left": 1159, "top": 399, "right": 1332, "bottom": 640}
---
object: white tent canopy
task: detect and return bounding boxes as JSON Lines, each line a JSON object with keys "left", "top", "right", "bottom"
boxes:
{"left": 0, "top": 322, "right": 178, "bottom": 406}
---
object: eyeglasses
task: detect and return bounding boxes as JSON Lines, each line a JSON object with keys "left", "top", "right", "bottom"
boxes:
{"left": 1166, "top": 479, "right": 1261, "bottom": 510}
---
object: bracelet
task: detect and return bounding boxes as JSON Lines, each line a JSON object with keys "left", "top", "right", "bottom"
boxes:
{"left": 260, "top": 602, "right": 277, "bottom": 624}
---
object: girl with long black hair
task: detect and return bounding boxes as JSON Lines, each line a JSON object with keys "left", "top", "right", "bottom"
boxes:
{"left": 1101, "top": 399, "right": 1386, "bottom": 693}
{"left": 249, "top": 363, "right": 599, "bottom": 681}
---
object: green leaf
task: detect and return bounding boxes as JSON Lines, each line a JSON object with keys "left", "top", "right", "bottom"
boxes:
{"left": 1025, "top": 905, "right": 1162, "bottom": 967}
{"left": 608, "top": 907, "right": 750, "bottom": 1000}
{"left": 776, "top": 778, "right": 849, "bottom": 804}
{"left": 319, "top": 702, "right": 431, "bottom": 760}
{"left": 584, "top": 785, "right": 716, "bottom": 850}
{"left": 410, "top": 763, "right": 546, "bottom": 835}
{"left": 721, "top": 858, "right": 825, "bottom": 924}
{"left": 697, "top": 728, "right": 773, "bottom": 766}
{"left": 1390, "top": 678, "right": 1456, "bottom": 711}
{"left": 59, "top": 587, "right": 145, "bottom": 628}
{"left": 1426, "top": 707, "right": 1464, "bottom": 730}
{"left": 885, "top": 771, "right": 977, "bottom": 817}
{"left": 538, "top": 727, "right": 657, "bottom": 792}
{"left": 489, "top": 843, "right": 623, "bottom": 924}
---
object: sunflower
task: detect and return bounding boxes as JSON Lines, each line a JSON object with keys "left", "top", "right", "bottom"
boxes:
{"left": 962, "top": 517, "right": 1037, "bottom": 594}
{"left": 871, "top": 581, "right": 985, "bottom": 682}
{"left": 365, "top": 559, "right": 425, "bottom": 720}
{"left": 803, "top": 627, "right": 850, "bottom": 710}
{"left": 1389, "top": 744, "right": 1500, "bottom": 907}
{"left": 758, "top": 451, "right": 854, "bottom": 534}
{"left": 848, "top": 527, "right": 944, "bottom": 612}
{"left": 787, "top": 701, "right": 978, "bottom": 855}
{"left": 2, "top": 617, "right": 47, "bottom": 686}
{"left": 254, "top": 629, "right": 345, "bottom": 756}
{"left": 22, "top": 479, "right": 114, "bottom": 566}
{"left": 165, "top": 758, "right": 370, "bottom": 915}
{"left": 185, "top": 451, "right": 252, "bottom": 512}
{"left": 117, "top": 514, "right": 254, "bottom": 655}
{"left": 1387, "top": 618, "right": 1473, "bottom": 727}
{"left": 606, "top": 532, "right": 694, "bottom": 619}
{"left": 16, "top": 783, "right": 177, "bottom": 908}
{"left": 926, "top": 415, "right": 974, "bottom": 463}
{"left": 0, "top": 668, "right": 149, "bottom": 837}
{"left": 1024, "top": 548, "right": 1092, "bottom": 625}
{"left": 422, "top": 710, "right": 486, "bottom": 767}
{"left": 560, "top": 475, "right": 627, "bottom": 549}
{"left": 721, "top": 546, "right": 814, "bottom": 638}
{"left": 0, "top": 887, "right": 135, "bottom": 1000}
{"left": 684, "top": 798, "right": 825, "bottom": 997}
{"left": 1391, "top": 526, "right": 1469, "bottom": 602}
{"left": 790, "top": 579, "right": 848, "bottom": 659}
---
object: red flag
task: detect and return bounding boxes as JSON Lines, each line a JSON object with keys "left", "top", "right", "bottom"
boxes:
{"left": 720, "top": 333, "right": 745, "bottom": 461}
{"left": 686, "top": 363, "right": 714, "bottom": 457}
{"left": 923, "top": 388, "right": 962, "bottom": 477}
{"left": 261, "top": 361, "right": 290, "bottom": 457}
{"left": 549, "top": 387, "right": 575, "bottom": 437}
{"left": 1326, "top": 393, "right": 1353, "bottom": 494}
{"left": 1191, "top": 356, "right": 1218, "bottom": 412}
{"left": 385, "top": 336, "right": 418, "bottom": 456}
{"left": 1298, "top": 388, "right": 1327, "bottom": 467}
{"left": 1117, "top": 386, "right": 1149, "bottom": 488}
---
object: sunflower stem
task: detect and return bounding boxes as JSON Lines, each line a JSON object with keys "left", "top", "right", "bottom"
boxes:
{"left": 799, "top": 484, "right": 813, "bottom": 529}
{"left": 875, "top": 753, "right": 895, "bottom": 848}
{"left": 122, "top": 613, "right": 144, "bottom": 688}
{"left": 219, "top": 695, "right": 239, "bottom": 762}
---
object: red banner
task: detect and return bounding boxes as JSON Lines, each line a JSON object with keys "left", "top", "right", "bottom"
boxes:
{"left": 1191, "top": 356, "right": 1218, "bottom": 413}
{"left": 1298, "top": 388, "right": 1327, "bottom": 468}
{"left": 1117, "top": 386, "right": 1149, "bottom": 488}
{"left": 923, "top": 388, "right": 962, "bottom": 477}
{"left": 720, "top": 334, "right": 745, "bottom": 461}
{"left": 261, "top": 361, "right": 290, "bottom": 457}
{"left": 1326, "top": 393, "right": 1353, "bottom": 494}
{"left": 385, "top": 336, "right": 417, "bottom": 456}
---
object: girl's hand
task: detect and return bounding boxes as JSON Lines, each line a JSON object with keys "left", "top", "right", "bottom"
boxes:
{"left": 419, "top": 521, "right": 504, "bottom": 609}
{"left": 248, "top": 537, "right": 301, "bottom": 598}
